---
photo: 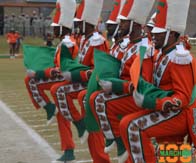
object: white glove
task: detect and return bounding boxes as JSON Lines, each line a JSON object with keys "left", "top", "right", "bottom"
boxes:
{"left": 26, "top": 69, "right": 35, "bottom": 78}
{"left": 133, "top": 90, "right": 144, "bottom": 108}
{"left": 99, "top": 80, "right": 112, "bottom": 93}
{"left": 61, "top": 71, "right": 71, "bottom": 81}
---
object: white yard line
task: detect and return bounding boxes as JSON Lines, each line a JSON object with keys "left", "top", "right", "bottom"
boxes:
{"left": 0, "top": 100, "right": 59, "bottom": 160}
{"left": 0, "top": 100, "right": 118, "bottom": 163}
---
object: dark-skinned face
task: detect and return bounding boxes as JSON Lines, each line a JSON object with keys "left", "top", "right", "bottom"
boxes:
{"left": 152, "top": 32, "right": 166, "bottom": 49}
{"left": 152, "top": 31, "right": 179, "bottom": 50}
{"left": 143, "top": 25, "right": 153, "bottom": 35}
{"left": 129, "top": 22, "right": 142, "bottom": 41}
{"left": 53, "top": 26, "right": 60, "bottom": 38}
{"left": 74, "top": 21, "right": 83, "bottom": 34}
{"left": 106, "top": 23, "right": 118, "bottom": 37}
{"left": 84, "top": 22, "right": 94, "bottom": 36}
{"left": 118, "top": 19, "right": 131, "bottom": 37}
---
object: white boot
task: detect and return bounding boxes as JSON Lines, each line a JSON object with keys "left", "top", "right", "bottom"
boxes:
{"left": 104, "top": 141, "right": 116, "bottom": 153}
{"left": 80, "top": 130, "right": 89, "bottom": 144}
{"left": 118, "top": 151, "right": 128, "bottom": 163}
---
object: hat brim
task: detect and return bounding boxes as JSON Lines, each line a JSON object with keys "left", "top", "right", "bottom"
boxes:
{"left": 117, "top": 15, "right": 128, "bottom": 20}
{"left": 146, "top": 23, "right": 154, "bottom": 27}
{"left": 106, "top": 20, "right": 118, "bottom": 24}
{"left": 51, "top": 23, "right": 59, "bottom": 26}
{"left": 151, "top": 27, "right": 167, "bottom": 33}
{"left": 73, "top": 18, "right": 82, "bottom": 22}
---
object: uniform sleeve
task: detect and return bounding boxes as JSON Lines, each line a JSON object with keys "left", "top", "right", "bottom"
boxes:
{"left": 155, "top": 63, "right": 194, "bottom": 111}
{"left": 94, "top": 41, "right": 109, "bottom": 53}
{"left": 111, "top": 79, "right": 131, "bottom": 94}
{"left": 71, "top": 45, "right": 79, "bottom": 59}
{"left": 71, "top": 69, "right": 91, "bottom": 82}
{"left": 71, "top": 38, "right": 108, "bottom": 82}
{"left": 69, "top": 37, "right": 79, "bottom": 59}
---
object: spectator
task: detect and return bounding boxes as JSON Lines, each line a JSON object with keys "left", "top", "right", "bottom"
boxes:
{"left": 30, "top": 10, "right": 37, "bottom": 36}
{"left": 15, "top": 31, "right": 23, "bottom": 55}
{"left": 24, "top": 14, "right": 30, "bottom": 37}
{"left": 6, "top": 28, "right": 18, "bottom": 59}
{"left": 0, "top": 15, "right": 3, "bottom": 35}
{"left": 3, "top": 15, "right": 10, "bottom": 35}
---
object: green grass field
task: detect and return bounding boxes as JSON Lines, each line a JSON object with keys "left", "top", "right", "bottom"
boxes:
{"left": 0, "top": 35, "right": 195, "bottom": 163}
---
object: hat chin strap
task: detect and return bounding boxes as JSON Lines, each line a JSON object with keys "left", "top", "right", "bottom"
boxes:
{"left": 163, "top": 29, "right": 170, "bottom": 47}
{"left": 129, "top": 20, "right": 133, "bottom": 35}
{"left": 60, "top": 26, "right": 62, "bottom": 36}
{"left": 83, "top": 20, "right": 85, "bottom": 34}
{"left": 72, "top": 23, "right": 75, "bottom": 34}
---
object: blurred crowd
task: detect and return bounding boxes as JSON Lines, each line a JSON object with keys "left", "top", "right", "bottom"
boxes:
{"left": 0, "top": 11, "right": 107, "bottom": 38}
{"left": 1, "top": 11, "right": 53, "bottom": 38}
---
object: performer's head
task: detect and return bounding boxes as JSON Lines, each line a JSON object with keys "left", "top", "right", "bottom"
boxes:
{"left": 51, "top": 0, "right": 76, "bottom": 38}
{"left": 151, "top": 0, "right": 190, "bottom": 50}
{"left": 53, "top": 26, "right": 72, "bottom": 38}
{"left": 81, "top": 0, "right": 104, "bottom": 36}
{"left": 117, "top": 0, "right": 155, "bottom": 41}
{"left": 152, "top": 31, "right": 180, "bottom": 50}
{"left": 73, "top": 0, "right": 85, "bottom": 35}
{"left": 106, "top": 23, "right": 118, "bottom": 38}
{"left": 118, "top": 19, "right": 131, "bottom": 38}
{"left": 129, "top": 22, "right": 142, "bottom": 41}
{"left": 73, "top": 20, "right": 83, "bottom": 35}
{"left": 143, "top": 12, "right": 157, "bottom": 40}
{"left": 105, "top": 0, "right": 123, "bottom": 41}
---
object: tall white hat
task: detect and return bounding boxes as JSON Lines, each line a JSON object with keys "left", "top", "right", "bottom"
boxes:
{"left": 147, "top": 12, "right": 157, "bottom": 27}
{"left": 51, "top": 0, "right": 60, "bottom": 26}
{"left": 152, "top": 0, "right": 190, "bottom": 34}
{"left": 117, "top": 0, "right": 134, "bottom": 20}
{"left": 106, "top": 0, "right": 126, "bottom": 24}
{"left": 74, "top": 0, "right": 85, "bottom": 22}
{"left": 128, "top": 0, "right": 155, "bottom": 25}
{"left": 82, "top": 0, "right": 104, "bottom": 26}
{"left": 58, "top": 0, "right": 76, "bottom": 29}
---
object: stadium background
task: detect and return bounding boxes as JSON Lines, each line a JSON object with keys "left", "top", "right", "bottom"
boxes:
{"left": 0, "top": 0, "right": 195, "bottom": 162}
{"left": 0, "top": 0, "right": 195, "bottom": 36}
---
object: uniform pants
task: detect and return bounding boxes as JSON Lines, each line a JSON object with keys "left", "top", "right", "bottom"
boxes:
{"left": 24, "top": 76, "right": 74, "bottom": 150}
{"left": 50, "top": 81, "right": 86, "bottom": 122}
{"left": 78, "top": 90, "right": 111, "bottom": 163}
{"left": 89, "top": 91, "right": 136, "bottom": 139}
{"left": 120, "top": 109, "right": 187, "bottom": 163}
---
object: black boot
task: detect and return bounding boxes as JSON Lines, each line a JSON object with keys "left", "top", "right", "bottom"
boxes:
{"left": 115, "top": 137, "right": 128, "bottom": 163}
{"left": 73, "top": 118, "right": 88, "bottom": 144}
{"left": 43, "top": 102, "right": 58, "bottom": 125}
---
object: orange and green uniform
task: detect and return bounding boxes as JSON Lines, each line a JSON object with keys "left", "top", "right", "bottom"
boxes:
{"left": 89, "top": 37, "right": 154, "bottom": 158}
{"left": 52, "top": 31, "right": 111, "bottom": 163}
{"left": 24, "top": 35, "right": 79, "bottom": 154}
{"left": 120, "top": 44, "right": 196, "bottom": 163}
